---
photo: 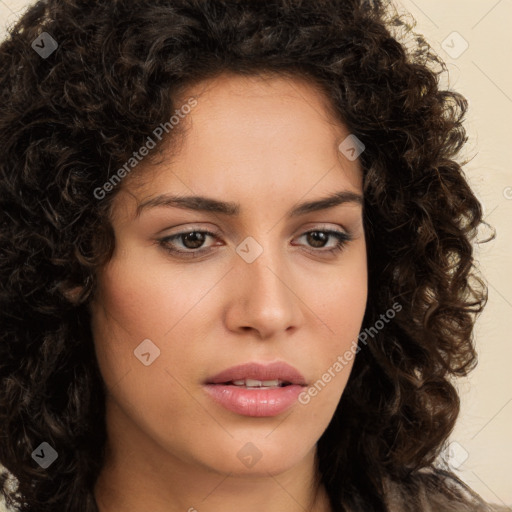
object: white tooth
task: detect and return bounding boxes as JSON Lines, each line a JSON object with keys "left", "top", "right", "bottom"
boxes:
{"left": 245, "top": 379, "right": 263, "bottom": 387}
{"left": 230, "top": 379, "right": 283, "bottom": 387}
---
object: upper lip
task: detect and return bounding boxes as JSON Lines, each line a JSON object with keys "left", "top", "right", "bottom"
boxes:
{"left": 205, "top": 361, "right": 307, "bottom": 386}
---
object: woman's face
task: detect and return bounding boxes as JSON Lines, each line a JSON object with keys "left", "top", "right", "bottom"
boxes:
{"left": 90, "top": 73, "right": 367, "bottom": 478}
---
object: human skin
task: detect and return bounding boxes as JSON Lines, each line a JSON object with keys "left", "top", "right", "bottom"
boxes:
{"left": 90, "top": 73, "right": 368, "bottom": 512}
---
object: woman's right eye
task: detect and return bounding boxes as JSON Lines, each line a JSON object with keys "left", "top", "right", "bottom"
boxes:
{"left": 158, "top": 230, "right": 220, "bottom": 258}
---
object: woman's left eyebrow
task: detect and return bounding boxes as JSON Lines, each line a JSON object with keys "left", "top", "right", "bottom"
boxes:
{"left": 134, "top": 190, "right": 363, "bottom": 219}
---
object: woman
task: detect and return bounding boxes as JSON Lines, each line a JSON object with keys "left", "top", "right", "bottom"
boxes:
{"left": 0, "top": 0, "right": 500, "bottom": 511}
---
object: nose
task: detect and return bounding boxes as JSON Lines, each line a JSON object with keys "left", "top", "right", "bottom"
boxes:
{"left": 224, "top": 242, "right": 304, "bottom": 340}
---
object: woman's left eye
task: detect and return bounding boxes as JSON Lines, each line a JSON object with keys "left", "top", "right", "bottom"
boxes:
{"left": 294, "top": 229, "right": 353, "bottom": 255}
{"left": 157, "top": 228, "right": 353, "bottom": 259}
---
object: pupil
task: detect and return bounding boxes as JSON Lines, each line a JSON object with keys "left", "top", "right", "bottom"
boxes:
{"left": 308, "top": 231, "right": 327, "bottom": 248}
{"left": 183, "top": 232, "right": 205, "bottom": 249}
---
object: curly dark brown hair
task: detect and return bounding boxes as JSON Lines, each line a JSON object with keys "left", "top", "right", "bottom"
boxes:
{"left": 0, "top": 0, "right": 495, "bottom": 511}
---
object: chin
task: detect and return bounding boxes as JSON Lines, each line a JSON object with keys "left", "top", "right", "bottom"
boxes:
{"left": 190, "top": 431, "right": 316, "bottom": 477}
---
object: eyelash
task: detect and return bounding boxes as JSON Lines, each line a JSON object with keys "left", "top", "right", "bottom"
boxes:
{"left": 157, "top": 228, "right": 353, "bottom": 259}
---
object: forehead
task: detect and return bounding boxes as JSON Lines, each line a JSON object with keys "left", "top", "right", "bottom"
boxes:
{"left": 115, "top": 72, "right": 363, "bottom": 217}
{"left": 173, "top": 71, "right": 349, "bottom": 151}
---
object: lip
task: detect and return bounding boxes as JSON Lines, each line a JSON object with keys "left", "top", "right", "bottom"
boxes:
{"left": 203, "top": 361, "right": 308, "bottom": 417}
{"left": 204, "top": 361, "right": 307, "bottom": 386}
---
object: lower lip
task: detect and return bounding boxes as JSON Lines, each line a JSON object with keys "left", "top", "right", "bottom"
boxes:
{"left": 203, "top": 384, "right": 305, "bottom": 417}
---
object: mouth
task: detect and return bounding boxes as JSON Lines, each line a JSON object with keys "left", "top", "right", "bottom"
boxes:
{"left": 203, "top": 361, "right": 308, "bottom": 417}
{"left": 212, "top": 378, "right": 294, "bottom": 389}
{"left": 204, "top": 361, "right": 308, "bottom": 387}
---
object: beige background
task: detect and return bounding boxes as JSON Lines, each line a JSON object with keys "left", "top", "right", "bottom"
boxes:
{"left": 0, "top": 0, "right": 510, "bottom": 509}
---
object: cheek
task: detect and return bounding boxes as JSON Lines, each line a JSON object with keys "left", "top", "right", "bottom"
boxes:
{"left": 91, "top": 251, "right": 203, "bottom": 342}
{"left": 89, "top": 248, "right": 225, "bottom": 401}
{"left": 316, "top": 244, "right": 368, "bottom": 343}
{"left": 89, "top": 255, "right": 207, "bottom": 438}
{"left": 307, "top": 244, "right": 367, "bottom": 397}
{"left": 88, "top": 253, "right": 177, "bottom": 388}
{"left": 331, "top": 274, "right": 367, "bottom": 341}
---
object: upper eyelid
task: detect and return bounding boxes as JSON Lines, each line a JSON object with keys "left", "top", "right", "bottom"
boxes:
{"left": 160, "top": 225, "right": 351, "bottom": 245}
{"left": 161, "top": 221, "right": 351, "bottom": 235}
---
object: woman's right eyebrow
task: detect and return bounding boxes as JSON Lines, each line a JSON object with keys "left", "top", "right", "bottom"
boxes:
{"left": 134, "top": 190, "right": 363, "bottom": 219}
